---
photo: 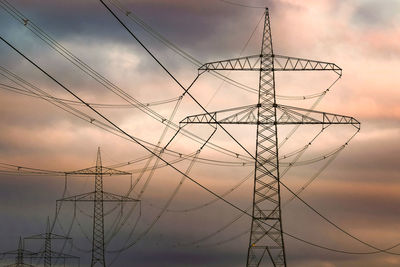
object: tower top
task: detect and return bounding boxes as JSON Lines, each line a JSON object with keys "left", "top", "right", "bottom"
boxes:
{"left": 96, "top": 147, "right": 102, "bottom": 167}
{"left": 46, "top": 216, "right": 50, "bottom": 233}
{"left": 17, "top": 237, "right": 22, "bottom": 250}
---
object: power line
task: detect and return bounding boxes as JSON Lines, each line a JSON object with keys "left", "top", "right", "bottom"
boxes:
{"left": 0, "top": 82, "right": 180, "bottom": 108}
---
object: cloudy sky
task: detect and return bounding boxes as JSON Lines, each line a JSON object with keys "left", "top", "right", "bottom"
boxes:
{"left": 0, "top": 0, "right": 399, "bottom": 266}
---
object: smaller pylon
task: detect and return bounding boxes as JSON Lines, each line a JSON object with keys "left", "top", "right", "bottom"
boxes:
{"left": 24, "top": 217, "right": 79, "bottom": 267}
{"left": 1, "top": 237, "right": 36, "bottom": 267}
{"left": 57, "top": 148, "right": 139, "bottom": 267}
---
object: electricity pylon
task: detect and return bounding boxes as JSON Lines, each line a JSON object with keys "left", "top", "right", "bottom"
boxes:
{"left": 181, "top": 8, "right": 360, "bottom": 266}
{"left": 24, "top": 217, "right": 79, "bottom": 266}
{"left": 1, "top": 237, "right": 36, "bottom": 267}
{"left": 57, "top": 148, "right": 139, "bottom": 267}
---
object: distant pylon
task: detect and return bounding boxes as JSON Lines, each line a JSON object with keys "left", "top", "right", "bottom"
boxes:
{"left": 57, "top": 148, "right": 139, "bottom": 267}
{"left": 24, "top": 217, "right": 79, "bottom": 266}
{"left": 181, "top": 8, "right": 360, "bottom": 266}
{"left": 1, "top": 237, "right": 35, "bottom": 267}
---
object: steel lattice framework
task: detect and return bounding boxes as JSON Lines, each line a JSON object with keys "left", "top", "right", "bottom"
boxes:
{"left": 1, "top": 237, "right": 36, "bottom": 267}
{"left": 181, "top": 8, "right": 360, "bottom": 266}
{"left": 24, "top": 217, "right": 78, "bottom": 267}
{"left": 57, "top": 148, "right": 139, "bottom": 267}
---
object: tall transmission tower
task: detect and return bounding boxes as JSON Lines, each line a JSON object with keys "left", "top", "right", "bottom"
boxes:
{"left": 24, "top": 217, "right": 79, "bottom": 266}
{"left": 181, "top": 8, "right": 360, "bottom": 266}
{"left": 1, "top": 237, "right": 35, "bottom": 267}
{"left": 57, "top": 148, "right": 139, "bottom": 267}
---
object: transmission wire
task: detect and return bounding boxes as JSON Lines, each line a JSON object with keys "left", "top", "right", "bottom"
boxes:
{"left": 0, "top": 82, "right": 180, "bottom": 108}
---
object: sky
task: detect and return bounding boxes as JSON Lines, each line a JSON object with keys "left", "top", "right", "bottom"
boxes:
{"left": 0, "top": 0, "right": 399, "bottom": 266}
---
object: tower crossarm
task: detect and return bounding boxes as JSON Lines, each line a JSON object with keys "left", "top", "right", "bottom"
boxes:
{"left": 57, "top": 191, "right": 139, "bottom": 203}
{"left": 101, "top": 192, "right": 139, "bottom": 202}
{"left": 180, "top": 104, "right": 359, "bottom": 129}
{"left": 25, "top": 233, "right": 71, "bottom": 240}
{"left": 199, "top": 55, "right": 262, "bottom": 71}
{"left": 5, "top": 264, "right": 35, "bottom": 267}
{"left": 273, "top": 55, "right": 342, "bottom": 75}
{"left": 199, "top": 54, "right": 342, "bottom": 76}
{"left": 276, "top": 104, "right": 360, "bottom": 129}
{"left": 47, "top": 251, "right": 79, "bottom": 259}
{"left": 66, "top": 166, "right": 131, "bottom": 176}
{"left": 0, "top": 250, "right": 37, "bottom": 256}
{"left": 1, "top": 246, "right": 37, "bottom": 267}
{"left": 180, "top": 104, "right": 258, "bottom": 125}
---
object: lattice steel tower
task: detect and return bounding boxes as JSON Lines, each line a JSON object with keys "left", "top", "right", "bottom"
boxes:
{"left": 24, "top": 217, "right": 78, "bottom": 267}
{"left": 1, "top": 237, "right": 35, "bottom": 267}
{"left": 57, "top": 148, "right": 139, "bottom": 267}
{"left": 181, "top": 8, "right": 359, "bottom": 266}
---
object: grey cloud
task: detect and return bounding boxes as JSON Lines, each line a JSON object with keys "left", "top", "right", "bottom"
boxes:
{"left": 351, "top": 0, "right": 400, "bottom": 28}
{"left": 3, "top": 0, "right": 300, "bottom": 63}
